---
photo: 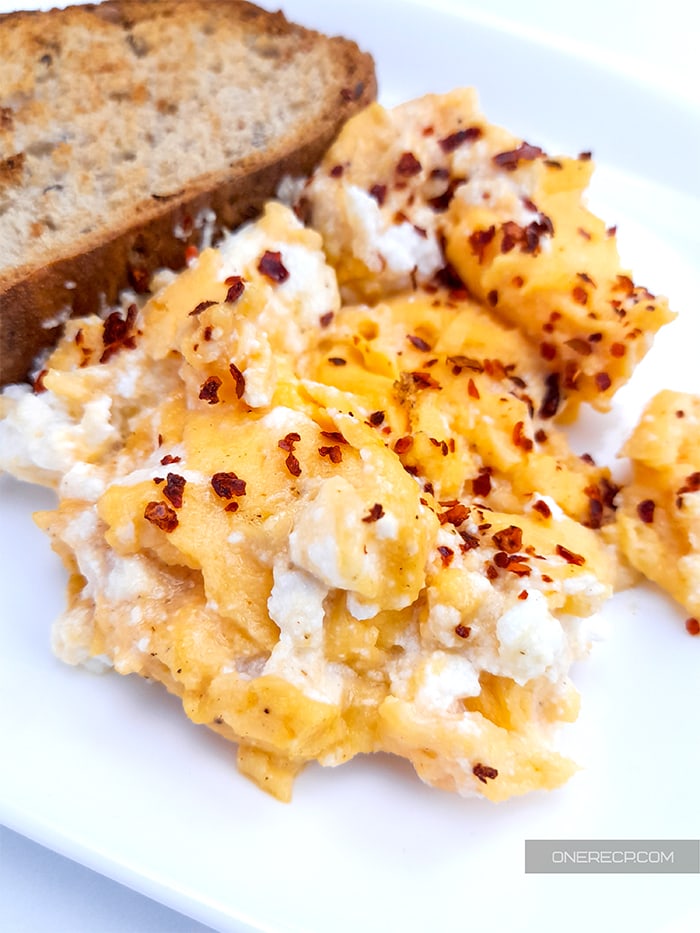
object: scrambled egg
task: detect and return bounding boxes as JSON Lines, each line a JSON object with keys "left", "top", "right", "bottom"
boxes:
{"left": 616, "top": 390, "right": 700, "bottom": 619}
{"left": 0, "top": 91, "right": 678, "bottom": 802}
{"left": 302, "top": 89, "right": 674, "bottom": 418}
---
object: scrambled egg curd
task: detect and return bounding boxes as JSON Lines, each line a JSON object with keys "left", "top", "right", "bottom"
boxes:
{"left": 0, "top": 91, "right": 677, "bottom": 802}
{"left": 617, "top": 391, "right": 700, "bottom": 620}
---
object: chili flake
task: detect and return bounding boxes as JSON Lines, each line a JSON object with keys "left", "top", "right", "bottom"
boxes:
{"left": 188, "top": 299, "right": 217, "bottom": 316}
{"left": 685, "top": 618, "right": 700, "bottom": 636}
{"left": 199, "top": 375, "right": 222, "bottom": 404}
{"left": 362, "top": 503, "right": 385, "bottom": 523}
{"left": 163, "top": 473, "right": 186, "bottom": 509}
{"left": 637, "top": 499, "right": 655, "bottom": 524}
{"left": 556, "top": 543, "right": 586, "bottom": 566}
{"left": 439, "top": 126, "right": 482, "bottom": 151}
{"left": 279, "top": 432, "right": 302, "bottom": 477}
{"left": 492, "top": 525, "right": 523, "bottom": 553}
{"left": 473, "top": 762, "right": 498, "bottom": 783}
{"left": 225, "top": 276, "right": 245, "bottom": 303}
{"left": 396, "top": 151, "right": 422, "bottom": 176}
{"left": 258, "top": 250, "right": 289, "bottom": 283}
{"left": 211, "top": 472, "right": 247, "bottom": 499}
{"left": 472, "top": 469, "right": 492, "bottom": 497}
{"left": 144, "top": 500, "right": 178, "bottom": 532}
{"left": 319, "top": 445, "right": 343, "bottom": 463}
{"left": 229, "top": 362, "right": 246, "bottom": 399}
{"left": 493, "top": 142, "right": 543, "bottom": 171}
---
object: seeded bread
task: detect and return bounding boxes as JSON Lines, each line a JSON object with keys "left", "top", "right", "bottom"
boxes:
{"left": 0, "top": 0, "right": 376, "bottom": 385}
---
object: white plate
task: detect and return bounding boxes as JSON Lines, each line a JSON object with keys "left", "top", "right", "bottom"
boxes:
{"left": 1, "top": 2, "right": 699, "bottom": 932}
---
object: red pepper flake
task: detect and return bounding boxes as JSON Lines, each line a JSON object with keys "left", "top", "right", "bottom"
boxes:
{"left": 492, "top": 525, "right": 523, "bottom": 553}
{"left": 369, "top": 183, "right": 387, "bottom": 206}
{"left": 188, "top": 299, "right": 217, "bottom": 317}
{"left": 455, "top": 623, "right": 471, "bottom": 638}
{"left": 473, "top": 762, "right": 498, "bottom": 783}
{"left": 369, "top": 410, "right": 385, "bottom": 426}
{"left": 144, "top": 500, "right": 178, "bottom": 532}
{"left": 428, "top": 175, "right": 466, "bottom": 212}
{"left": 442, "top": 503, "right": 470, "bottom": 526}
{"left": 320, "top": 430, "right": 348, "bottom": 445}
{"left": 185, "top": 244, "right": 199, "bottom": 263}
{"left": 224, "top": 501, "right": 239, "bottom": 513}
{"left": 258, "top": 250, "right": 289, "bottom": 283}
{"left": 518, "top": 590, "right": 529, "bottom": 600}
{"left": 534, "top": 429, "right": 548, "bottom": 443}
{"left": 493, "top": 142, "right": 543, "bottom": 171}
{"left": 486, "top": 564, "right": 499, "bottom": 581}
{"left": 487, "top": 289, "right": 498, "bottom": 307}
{"left": 493, "top": 551, "right": 511, "bottom": 569}
{"left": 540, "top": 341, "right": 557, "bottom": 361}
{"left": 610, "top": 342, "right": 627, "bottom": 358}
{"left": 211, "top": 471, "right": 247, "bottom": 499}
{"left": 512, "top": 275, "right": 524, "bottom": 288}
{"left": 437, "top": 545, "right": 454, "bottom": 567}
{"left": 637, "top": 499, "right": 655, "bottom": 523}
{"left": 678, "top": 472, "right": 700, "bottom": 495}
{"left": 472, "top": 469, "right": 492, "bottom": 498}
{"left": 100, "top": 304, "right": 139, "bottom": 363}
{"left": 329, "top": 164, "right": 344, "bottom": 178}
{"left": 279, "top": 432, "right": 302, "bottom": 477}
{"left": 512, "top": 421, "right": 533, "bottom": 452}
{"left": 532, "top": 499, "right": 552, "bottom": 519}
{"left": 410, "top": 371, "right": 441, "bottom": 389}
{"left": 160, "top": 454, "right": 181, "bottom": 465}
{"left": 394, "top": 435, "right": 413, "bottom": 454}
{"left": 685, "top": 618, "right": 700, "bottom": 636}
{"left": 408, "top": 334, "right": 431, "bottom": 352}
{"left": 229, "top": 362, "right": 246, "bottom": 399}
{"left": 396, "top": 151, "right": 422, "bottom": 176}
{"left": 225, "top": 276, "right": 245, "bottom": 303}
{"left": 468, "top": 226, "right": 496, "bottom": 263}
{"left": 199, "top": 375, "right": 222, "bottom": 404}
{"left": 438, "top": 126, "right": 482, "bottom": 152}
{"left": 153, "top": 476, "right": 164, "bottom": 485}
{"left": 539, "top": 373, "right": 561, "bottom": 419}
{"left": 202, "top": 326, "right": 214, "bottom": 342}
{"left": 459, "top": 531, "right": 480, "bottom": 551}
{"left": 319, "top": 445, "right": 343, "bottom": 463}
{"left": 163, "top": 472, "right": 186, "bottom": 509}
{"left": 556, "top": 544, "right": 586, "bottom": 566}
{"left": 319, "top": 311, "right": 334, "bottom": 328}
{"left": 595, "top": 372, "right": 612, "bottom": 392}
{"left": 578, "top": 151, "right": 593, "bottom": 161}
{"left": 467, "top": 378, "right": 480, "bottom": 400}
{"left": 572, "top": 285, "right": 588, "bottom": 305}
{"left": 362, "top": 502, "right": 385, "bottom": 523}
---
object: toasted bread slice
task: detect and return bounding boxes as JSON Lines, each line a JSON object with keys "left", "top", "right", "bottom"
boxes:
{"left": 0, "top": 0, "right": 376, "bottom": 385}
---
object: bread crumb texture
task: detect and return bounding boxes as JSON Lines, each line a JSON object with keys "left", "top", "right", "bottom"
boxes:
{"left": 0, "top": 0, "right": 373, "bottom": 272}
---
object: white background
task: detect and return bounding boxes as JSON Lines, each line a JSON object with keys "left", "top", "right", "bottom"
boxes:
{"left": 1, "top": 1, "right": 699, "bottom": 931}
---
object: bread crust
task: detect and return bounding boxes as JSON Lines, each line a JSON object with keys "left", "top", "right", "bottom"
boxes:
{"left": 0, "top": 0, "right": 376, "bottom": 385}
